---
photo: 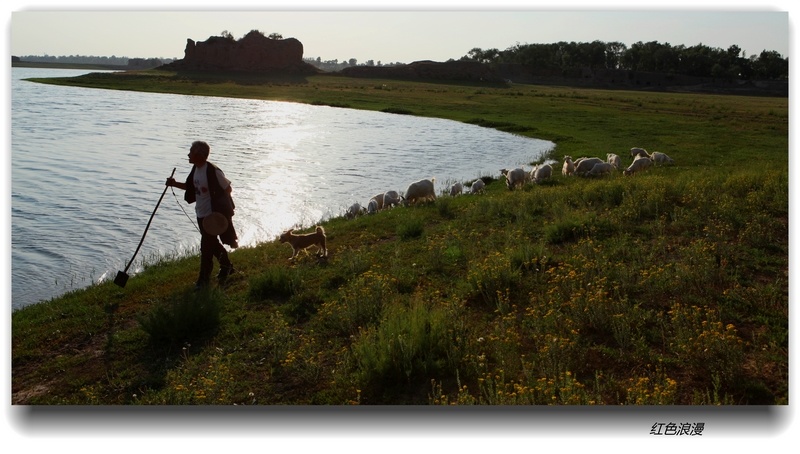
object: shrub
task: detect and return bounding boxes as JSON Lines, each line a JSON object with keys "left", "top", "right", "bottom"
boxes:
{"left": 348, "top": 299, "right": 456, "bottom": 403}
{"left": 466, "top": 251, "right": 519, "bottom": 311}
{"left": 248, "top": 266, "right": 300, "bottom": 301}
{"left": 545, "top": 217, "right": 588, "bottom": 244}
{"left": 315, "top": 270, "right": 394, "bottom": 336}
{"left": 436, "top": 196, "right": 455, "bottom": 219}
{"left": 138, "top": 289, "right": 222, "bottom": 347}
{"left": 397, "top": 217, "right": 424, "bottom": 240}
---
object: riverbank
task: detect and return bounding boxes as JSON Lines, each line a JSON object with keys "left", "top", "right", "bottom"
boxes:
{"left": 12, "top": 72, "right": 789, "bottom": 405}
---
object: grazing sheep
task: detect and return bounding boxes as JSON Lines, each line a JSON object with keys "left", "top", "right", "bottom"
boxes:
{"left": 501, "top": 167, "right": 527, "bottom": 190}
{"left": 470, "top": 179, "right": 486, "bottom": 194}
{"left": 607, "top": 153, "right": 622, "bottom": 169}
{"left": 586, "top": 162, "right": 615, "bottom": 177}
{"left": 574, "top": 157, "right": 604, "bottom": 177}
{"left": 402, "top": 178, "right": 436, "bottom": 206}
{"left": 383, "top": 190, "right": 401, "bottom": 208}
{"left": 623, "top": 156, "right": 653, "bottom": 176}
{"left": 346, "top": 202, "right": 365, "bottom": 219}
{"left": 562, "top": 156, "right": 575, "bottom": 176}
{"left": 366, "top": 198, "right": 380, "bottom": 215}
{"left": 630, "top": 147, "right": 649, "bottom": 159}
{"left": 449, "top": 182, "right": 463, "bottom": 197}
{"left": 650, "top": 151, "right": 675, "bottom": 166}
{"left": 370, "top": 193, "right": 385, "bottom": 211}
{"left": 532, "top": 163, "right": 553, "bottom": 184}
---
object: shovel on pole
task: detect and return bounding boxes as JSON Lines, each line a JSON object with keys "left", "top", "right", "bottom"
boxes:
{"left": 114, "top": 167, "right": 177, "bottom": 288}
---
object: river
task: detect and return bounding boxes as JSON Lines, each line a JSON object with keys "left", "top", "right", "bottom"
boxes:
{"left": 10, "top": 67, "right": 554, "bottom": 310}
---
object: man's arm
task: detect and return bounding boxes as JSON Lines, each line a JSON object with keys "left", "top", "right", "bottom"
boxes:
{"left": 166, "top": 178, "right": 187, "bottom": 190}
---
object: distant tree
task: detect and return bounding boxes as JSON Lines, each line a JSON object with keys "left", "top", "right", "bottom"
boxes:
{"left": 581, "top": 40, "right": 608, "bottom": 69}
{"left": 220, "top": 30, "right": 234, "bottom": 40}
{"left": 604, "top": 41, "right": 627, "bottom": 69}
{"left": 679, "top": 44, "right": 717, "bottom": 77}
{"left": 752, "top": 50, "right": 789, "bottom": 79}
{"left": 466, "top": 47, "right": 500, "bottom": 64}
{"left": 268, "top": 33, "right": 283, "bottom": 40}
{"left": 244, "top": 29, "right": 265, "bottom": 39}
{"left": 128, "top": 57, "right": 164, "bottom": 69}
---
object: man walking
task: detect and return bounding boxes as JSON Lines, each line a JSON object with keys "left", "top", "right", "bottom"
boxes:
{"left": 167, "top": 140, "right": 238, "bottom": 289}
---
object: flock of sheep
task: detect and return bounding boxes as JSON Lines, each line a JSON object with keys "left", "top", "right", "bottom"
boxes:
{"left": 563, "top": 147, "right": 675, "bottom": 179}
{"left": 344, "top": 147, "right": 674, "bottom": 219}
{"left": 503, "top": 146, "right": 675, "bottom": 189}
{"left": 344, "top": 175, "right": 486, "bottom": 219}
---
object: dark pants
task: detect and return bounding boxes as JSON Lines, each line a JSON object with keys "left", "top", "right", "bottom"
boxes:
{"left": 197, "top": 217, "right": 232, "bottom": 285}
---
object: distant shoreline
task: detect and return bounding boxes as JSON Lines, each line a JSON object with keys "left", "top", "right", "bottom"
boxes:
{"left": 12, "top": 61, "right": 129, "bottom": 71}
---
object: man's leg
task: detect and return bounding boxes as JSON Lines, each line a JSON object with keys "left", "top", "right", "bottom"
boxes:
{"left": 197, "top": 219, "right": 215, "bottom": 288}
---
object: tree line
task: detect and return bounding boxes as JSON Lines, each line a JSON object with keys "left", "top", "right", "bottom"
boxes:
{"left": 16, "top": 37, "right": 788, "bottom": 81}
{"left": 460, "top": 40, "right": 788, "bottom": 81}
{"left": 15, "top": 54, "right": 176, "bottom": 69}
{"left": 303, "top": 57, "right": 406, "bottom": 72}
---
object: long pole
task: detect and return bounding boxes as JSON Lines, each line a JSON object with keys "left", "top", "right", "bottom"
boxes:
{"left": 120, "top": 167, "right": 177, "bottom": 275}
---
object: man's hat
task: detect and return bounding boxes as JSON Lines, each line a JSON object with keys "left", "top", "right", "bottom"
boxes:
{"left": 202, "top": 212, "right": 228, "bottom": 236}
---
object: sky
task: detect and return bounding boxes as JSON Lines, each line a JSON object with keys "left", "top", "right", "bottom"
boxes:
{"left": 5, "top": 1, "right": 792, "bottom": 64}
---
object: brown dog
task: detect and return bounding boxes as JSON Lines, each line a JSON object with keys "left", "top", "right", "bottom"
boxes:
{"left": 279, "top": 226, "right": 328, "bottom": 260}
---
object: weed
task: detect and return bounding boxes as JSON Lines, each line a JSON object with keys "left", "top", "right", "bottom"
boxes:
{"left": 138, "top": 289, "right": 223, "bottom": 348}
{"left": 397, "top": 217, "right": 425, "bottom": 240}
{"left": 248, "top": 266, "right": 300, "bottom": 301}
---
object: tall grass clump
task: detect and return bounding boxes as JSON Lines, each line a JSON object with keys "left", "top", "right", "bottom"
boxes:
{"left": 397, "top": 216, "right": 425, "bottom": 240}
{"left": 466, "top": 250, "right": 519, "bottom": 312}
{"left": 138, "top": 289, "right": 223, "bottom": 347}
{"left": 346, "top": 298, "right": 462, "bottom": 403}
{"left": 666, "top": 302, "right": 746, "bottom": 391}
{"left": 248, "top": 265, "right": 300, "bottom": 301}
{"left": 315, "top": 270, "right": 395, "bottom": 336}
{"left": 435, "top": 196, "right": 456, "bottom": 219}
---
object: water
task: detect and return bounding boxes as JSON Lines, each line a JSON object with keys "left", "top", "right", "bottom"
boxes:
{"left": 10, "top": 67, "right": 554, "bottom": 310}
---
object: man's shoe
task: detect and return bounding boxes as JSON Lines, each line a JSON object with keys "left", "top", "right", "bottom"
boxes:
{"left": 217, "top": 265, "right": 236, "bottom": 285}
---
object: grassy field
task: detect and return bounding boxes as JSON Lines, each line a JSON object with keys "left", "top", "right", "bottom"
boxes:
{"left": 12, "top": 70, "right": 788, "bottom": 405}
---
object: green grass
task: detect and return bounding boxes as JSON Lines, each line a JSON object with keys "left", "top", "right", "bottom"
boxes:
{"left": 12, "top": 71, "right": 788, "bottom": 405}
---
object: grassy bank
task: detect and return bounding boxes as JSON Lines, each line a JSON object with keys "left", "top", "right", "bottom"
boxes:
{"left": 12, "top": 71, "right": 788, "bottom": 405}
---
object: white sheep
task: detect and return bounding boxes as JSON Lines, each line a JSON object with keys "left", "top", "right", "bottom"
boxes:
{"left": 449, "top": 182, "right": 463, "bottom": 197}
{"left": 532, "top": 163, "right": 553, "bottom": 184}
{"left": 370, "top": 192, "right": 385, "bottom": 211}
{"left": 366, "top": 198, "right": 380, "bottom": 214}
{"left": 402, "top": 178, "right": 436, "bottom": 206}
{"left": 574, "top": 157, "right": 604, "bottom": 177}
{"left": 470, "top": 179, "right": 486, "bottom": 194}
{"left": 586, "top": 162, "right": 615, "bottom": 177}
{"left": 346, "top": 202, "right": 366, "bottom": 219}
{"left": 383, "top": 190, "right": 401, "bottom": 208}
{"left": 650, "top": 151, "right": 675, "bottom": 166}
{"left": 607, "top": 153, "right": 621, "bottom": 169}
{"left": 562, "top": 155, "right": 575, "bottom": 176}
{"left": 630, "top": 147, "right": 649, "bottom": 159}
{"left": 623, "top": 156, "right": 653, "bottom": 176}
{"left": 501, "top": 167, "right": 527, "bottom": 190}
